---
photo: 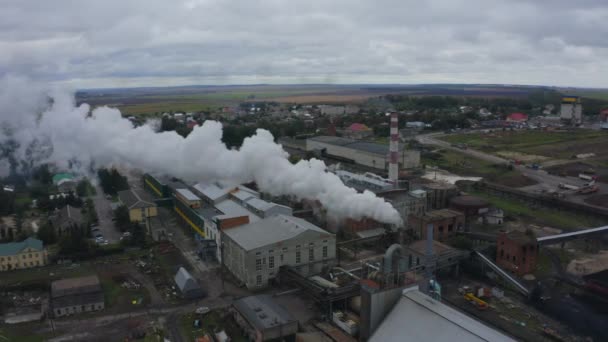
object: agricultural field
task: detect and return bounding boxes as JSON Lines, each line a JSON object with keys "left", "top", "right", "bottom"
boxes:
{"left": 422, "top": 148, "right": 537, "bottom": 188}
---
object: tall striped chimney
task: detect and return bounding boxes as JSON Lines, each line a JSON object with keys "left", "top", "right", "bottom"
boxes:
{"left": 389, "top": 112, "right": 399, "bottom": 185}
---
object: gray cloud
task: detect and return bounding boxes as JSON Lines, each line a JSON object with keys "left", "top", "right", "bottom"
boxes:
{"left": 2, "top": 0, "right": 607, "bottom": 87}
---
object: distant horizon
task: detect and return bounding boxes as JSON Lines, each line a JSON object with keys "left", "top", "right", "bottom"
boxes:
{"left": 77, "top": 82, "right": 608, "bottom": 93}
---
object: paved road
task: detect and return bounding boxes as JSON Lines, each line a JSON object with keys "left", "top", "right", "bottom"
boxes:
{"left": 91, "top": 184, "right": 121, "bottom": 243}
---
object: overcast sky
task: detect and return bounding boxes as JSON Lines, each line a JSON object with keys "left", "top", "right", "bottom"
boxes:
{"left": 2, "top": 0, "right": 607, "bottom": 89}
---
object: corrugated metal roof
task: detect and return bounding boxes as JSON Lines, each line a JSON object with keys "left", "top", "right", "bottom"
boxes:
{"left": 176, "top": 188, "right": 200, "bottom": 201}
{"left": 233, "top": 294, "right": 295, "bottom": 331}
{"left": 356, "top": 228, "right": 386, "bottom": 239}
{"left": 370, "top": 287, "right": 515, "bottom": 342}
{"left": 0, "top": 237, "right": 44, "bottom": 256}
{"left": 118, "top": 189, "right": 155, "bottom": 209}
{"left": 215, "top": 200, "right": 260, "bottom": 222}
{"left": 174, "top": 267, "right": 200, "bottom": 292}
{"left": 223, "top": 215, "right": 332, "bottom": 251}
{"left": 193, "top": 183, "right": 229, "bottom": 202}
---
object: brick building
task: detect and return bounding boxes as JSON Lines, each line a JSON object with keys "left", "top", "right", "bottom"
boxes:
{"left": 496, "top": 231, "right": 538, "bottom": 276}
{"left": 408, "top": 209, "right": 465, "bottom": 241}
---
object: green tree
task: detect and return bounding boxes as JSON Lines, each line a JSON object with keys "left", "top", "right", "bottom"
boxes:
{"left": 114, "top": 205, "right": 131, "bottom": 232}
{"left": 36, "top": 223, "right": 57, "bottom": 245}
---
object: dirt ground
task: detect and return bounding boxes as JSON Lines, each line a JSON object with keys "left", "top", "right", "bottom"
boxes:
{"left": 566, "top": 250, "right": 608, "bottom": 276}
{"left": 545, "top": 162, "right": 603, "bottom": 178}
{"left": 496, "top": 151, "right": 549, "bottom": 163}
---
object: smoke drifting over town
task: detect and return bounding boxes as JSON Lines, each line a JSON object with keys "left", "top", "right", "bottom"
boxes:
{"left": 0, "top": 77, "right": 401, "bottom": 225}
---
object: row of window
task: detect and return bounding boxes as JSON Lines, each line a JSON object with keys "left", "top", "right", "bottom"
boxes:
{"left": 255, "top": 240, "right": 330, "bottom": 256}
{"left": 0, "top": 252, "right": 40, "bottom": 262}
{"left": 0, "top": 261, "right": 42, "bottom": 270}
{"left": 55, "top": 303, "right": 103, "bottom": 315}
{"left": 256, "top": 246, "right": 329, "bottom": 271}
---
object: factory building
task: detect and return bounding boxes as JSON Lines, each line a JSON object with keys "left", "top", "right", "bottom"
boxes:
{"left": 231, "top": 295, "right": 298, "bottom": 341}
{"left": 222, "top": 214, "right": 335, "bottom": 289}
{"left": 336, "top": 170, "right": 394, "bottom": 193}
{"left": 377, "top": 189, "right": 427, "bottom": 226}
{"left": 496, "top": 230, "right": 538, "bottom": 276}
{"left": 306, "top": 136, "right": 420, "bottom": 171}
{"left": 370, "top": 286, "right": 514, "bottom": 342}
{"left": 408, "top": 209, "right": 465, "bottom": 241}
{"left": 192, "top": 183, "right": 292, "bottom": 261}
{"left": 51, "top": 275, "right": 105, "bottom": 317}
{"left": 423, "top": 182, "right": 458, "bottom": 210}
{"left": 449, "top": 195, "right": 490, "bottom": 228}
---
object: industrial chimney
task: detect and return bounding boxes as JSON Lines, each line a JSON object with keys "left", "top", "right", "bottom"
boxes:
{"left": 388, "top": 112, "right": 399, "bottom": 185}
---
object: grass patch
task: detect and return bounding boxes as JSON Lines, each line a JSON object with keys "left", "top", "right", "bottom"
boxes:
{"left": 180, "top": 311, "right": 246, "bottom": 342}
{"left": 0, "top": 264, "right": 94, "bottom": 288}
{"left": 0, "top": 325, "right": 54, "bottom": 342}
{"left": 422, "top": 148, "right": 536, "bottom": 187}
{"left": 471, "top": 191, "right": 606, "bottom": 230}
{"left": 442, "top": 130, "right": 607, "bottom": 153}
{"left": 100, "top": 275, "right": 150, "bottom": 309}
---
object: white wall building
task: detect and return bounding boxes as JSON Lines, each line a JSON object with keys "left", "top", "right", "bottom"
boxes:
{"left": 192, "top": 183, "right": 292, "bottom": 262}
{"left": 222, "top": 215, "right": 336, "bottom": 289}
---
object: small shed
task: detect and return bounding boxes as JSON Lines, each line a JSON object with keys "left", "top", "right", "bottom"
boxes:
{"left": 174, "top": 267, "right": 205, "bottom": 299}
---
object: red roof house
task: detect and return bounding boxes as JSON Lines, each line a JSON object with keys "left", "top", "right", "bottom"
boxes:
{"left": 506, "top": 113, "right": 528, "bottom": 122}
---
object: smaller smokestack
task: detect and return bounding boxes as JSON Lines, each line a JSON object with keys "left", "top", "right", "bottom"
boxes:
{"left": 388, "top": 112, "right": 399, "bottom": 186}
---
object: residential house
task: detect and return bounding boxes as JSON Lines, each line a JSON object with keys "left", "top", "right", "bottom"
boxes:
{"left": 118, "top": 189, "right": 158, "bottom": 223}
{"left": 0, "top": 238, "right": 48, "bottom": 271}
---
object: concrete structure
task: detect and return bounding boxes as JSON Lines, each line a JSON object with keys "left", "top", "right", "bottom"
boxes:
{"left": 405, "top": 239, "right": 466, "bottom": 272}
{"left": 50, "top": 205, "right": 84, "bottom": 237}
{"left": 343, "top": 123, "right": 373, "bottom": 139}
{"left": 496, "top": 230, "right": 538, "bottom": 276}
{"left": 192, "top": 183, "right": 292, "bottom": 261}
{"left": 174, "top": 267, "right": 205, "bottom": 299}
{"left": 0, "top": 238, "right": 48, "bottom": 271}
{"left": 222, "top": 215, "right": 335, "bottom": 289}
{"left": 483, "top": 208, "right": 504, "bottom": 225}
{"left": 389, "top": 112, "right": 399, "bottom": 184}
{"left": 409, "top": 209, "right": 465, "bottom": 241}
{"left": 306, "top": 136, "right": 420, "bottom": 171}
{"left": 51, "top": 275, "right": 104, "bottom": 317}
{"left": 370, "top": 286, "right": 515, "bottom": 342}
{"left": 560, "top": 95, "right": 583, "bottom": 125}
{"left": 423, "top": 182, "right": 458, "bottom": 210}
{"left": 0, "top": 216, "right": 16, "bottom": 241}
{"left": 231, "top": 294, "right": 298, "bottom": 341}
{"left": 118, "top": 189, "right": 158, "bottom": 223}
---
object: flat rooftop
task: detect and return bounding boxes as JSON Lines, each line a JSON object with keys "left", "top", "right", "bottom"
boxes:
{"left": 233, "top": 294, "right": 295, "bottom": 331}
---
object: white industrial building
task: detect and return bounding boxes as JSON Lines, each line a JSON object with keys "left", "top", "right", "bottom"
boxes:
{"left": 306, "top": 136, "right": 420, "bottom": 171}
{"left": 222, "top": 214, "right": 336, "bottom": 289}
{"left": 192, "top": 183, "right": 292, "bottom": 261}
{"left": 370, "top": 286, "right": 514, "bottom": 342}
{"left": 560, "top": 96, "right": 582, "bottom": 125}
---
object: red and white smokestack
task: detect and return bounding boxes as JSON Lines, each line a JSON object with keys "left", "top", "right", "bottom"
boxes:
{"left": 389, "top": 112, "right": 399, "bottom": 185}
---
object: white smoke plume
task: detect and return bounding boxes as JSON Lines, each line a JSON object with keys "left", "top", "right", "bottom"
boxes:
{"left": 0, "top": 77, "right": 402, "bottom": 225}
